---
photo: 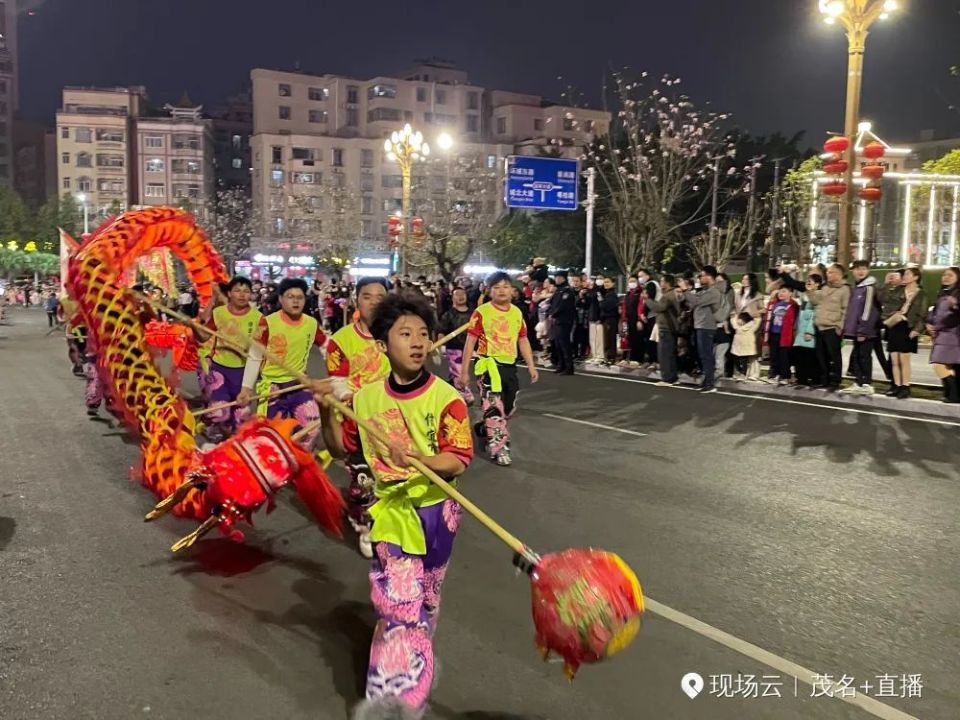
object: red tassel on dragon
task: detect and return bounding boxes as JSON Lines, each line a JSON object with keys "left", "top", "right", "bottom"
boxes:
{"left": 65, "top": 207, "right": 343, "bottom": 549}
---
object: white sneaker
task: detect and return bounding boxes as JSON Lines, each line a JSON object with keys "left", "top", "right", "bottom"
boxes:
{"left": 358, "top": 528, "right": 373, "bottom": 559}
{"left": 839, "top": 385, "right": 859, "bottom": 395}
{"left": 859, "top": 384, "right": 875, "bottom": 396}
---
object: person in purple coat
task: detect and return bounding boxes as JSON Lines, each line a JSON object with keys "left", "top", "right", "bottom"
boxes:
{"left": 840, "top": 260, "right": 882, "bottom": 395}
{"left": 925, "top": 266, "right": 960, "bottom": 404}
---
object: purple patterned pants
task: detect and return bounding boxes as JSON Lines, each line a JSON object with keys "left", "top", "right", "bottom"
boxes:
{"left": 445, "top": 349, "right": 474, "bottom": 404}
{"left": 205, "top": 362, "right": 250, "bottom": 438}
{"left": 259, "top": 379, "right": 320, "bottom": 450}
{"left": 83, "top": 353, "right": 103, "bottom": 409}
{"left": 364, "top": 499, "right": 461, "bottom": 717}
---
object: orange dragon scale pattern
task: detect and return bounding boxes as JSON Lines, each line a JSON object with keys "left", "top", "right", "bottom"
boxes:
{"left": 66, "top": 208, "right": 228, "bottom": 518}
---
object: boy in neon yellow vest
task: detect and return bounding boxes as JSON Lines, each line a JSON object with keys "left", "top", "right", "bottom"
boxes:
{"left": 326, "top": 277, "right": 390, "bottom": 558}
{"left": 238, "top": 278, "right": 327, "bottom": 449}
{"left": 197, "top": 277, "right": 261, "bottom": 441}
{"left": 317, "top": 293, "right": 473, "bottom": 720}
{"left": 460, "top": 271, "right": 538, "bottom": 466}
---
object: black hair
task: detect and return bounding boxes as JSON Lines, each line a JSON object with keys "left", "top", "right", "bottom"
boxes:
{"left": 701, "top": 265, "right": 719, "bottom": 279}
{"left": 227, "top": 276, "right": 253, "bottom": 291}
{"left": 851, "top": 260, "right": 870, "bottom": 269}
{"left": 486, "top": 271, "right": 513, "bottom": 287}
{"left": 830, "top": 263, "right": 846, "bottom": 275}
{"left": 356, "top": 276, "right": 389, "bottom": 293}
{"left": 808, "top": 273, "right": 824, "bottom": 288}
{"left": 661, "top": 274, "right": 676, "bottom": 288}
{"left": 370, "top": 293, "right": 436, "bottom": 343}
{"left": 737, "top": 311, "right": 754, "bottom": 325}
{"left": 766, "top": 268, "right": 780, "bottom": 281}
{"left": 277, "top": 278, "right": 308, "bottom": 296}
{"left": 742, "top": 272, "right": 759, "bottom": 299}
{"left": 903, "top": 266, "right": 922, "bottom": 280}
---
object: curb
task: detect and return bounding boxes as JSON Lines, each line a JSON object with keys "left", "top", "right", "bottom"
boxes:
{"left": 541, "top": 361, "right": 960, "bottom": 423}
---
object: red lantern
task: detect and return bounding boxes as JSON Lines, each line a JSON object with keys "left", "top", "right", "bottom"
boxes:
{"left": 861, "top": 164, "right": 885, "bottom": 181}
{"left": 858, "top": 186, "right": 882, "bottom": 202}
{"left": 821, "top": 181, "right": 847, "bottom": 197}
{"left": 824, "top": 137, "right": 850, "bottom": 154}
{"left": 862, "top": 141, "right": 886, "bottom": 160}
{"left": 411, "top": 217, "right": 425, "bottom": 239}
{"left": 387, "top": 216, "right": 402, "bottom": 237}
{"left": 823, "top": 161, "right": 849, "bottom": 175}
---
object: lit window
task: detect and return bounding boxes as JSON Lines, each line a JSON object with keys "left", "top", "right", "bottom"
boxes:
{"left": 368, "top": 84, "right": 397, "bottom": 100}
{"left": 145, "top": 136, "right": 163, "bottom": 148}
{"left": 231, "top": 134, "right": 241, "bottom": 150}
{"left": 146, "top": 158, "right": 164, "bottom": 172}
{"left": 487, "top": 155, "right": 497, "bottom": 169}
{"left": 271, "top": 170, "right": 284, "bottom": 184}
{"left": 232, "top": 158, "right": 242, "bottom": 169}
{"left": 63, "top": 177, "right": 71, "bottom": 189}
{"left": 308, "top": 87, "right": 328, "bottom": 101}
{"left": 563, "top": 118, "right": 576, "bottom": 131}
{"left": 145, "top": 183, "right": 165, "bottom": 198}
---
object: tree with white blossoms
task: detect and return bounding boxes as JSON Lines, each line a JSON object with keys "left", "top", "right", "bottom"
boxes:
{"left": 586, "top": 72, "right": 736, "bottom": 274}
{"left": 406, "top": 154, "right": 504, "bottom": 281}
{"left": 199, "top": 187, "right": 261, "bottom": 268}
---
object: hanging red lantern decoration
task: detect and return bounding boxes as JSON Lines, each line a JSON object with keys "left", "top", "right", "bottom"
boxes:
{"left": 387, "top": 216, "right": 402, "bottom": 238}
{"left": 411, "top": 217, "right": 425, "bottom": 239}
{"left": 824, "top": 137, "right": 850, "bottom": 154}
{"left": 823, "top": 160, "right": 849, "bottom": 175}
{"left": 858, "top": 186, "right": 882, "bottom": 202}
{"left": 821, "top": 181, "right": 847, "bottom": 197}
{"left": 861, "top": 164, "right": 885, "bottom": 181}
{"left": 862, "top": 142, "right": 886, "bottom": 160}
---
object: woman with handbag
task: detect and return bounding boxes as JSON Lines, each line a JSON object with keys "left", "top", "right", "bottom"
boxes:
{"left": 926, "top": 266, "right": 960, "bottom": 403}
{"left": 883, "top": 267, "right": 927, "bottom": 399}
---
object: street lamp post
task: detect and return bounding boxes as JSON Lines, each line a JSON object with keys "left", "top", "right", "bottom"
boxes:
{"left": 77, "top": 193, "right": 90, "bottom": 235}
{"left": 819, "top": 0, "right": 898, "bottom": 266}
{"left": 384, "top": 124, "right": 431, "bottom": 275}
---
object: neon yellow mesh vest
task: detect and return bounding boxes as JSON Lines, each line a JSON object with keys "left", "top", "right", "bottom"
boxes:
{"left": 328, "top": 323, "right": 390, "bottom": 393}
{"left": 211, "top": 305, "right": 262, "bottom": 369}
{"left": 261, "top": 312, "right": 317, "bottom": 383}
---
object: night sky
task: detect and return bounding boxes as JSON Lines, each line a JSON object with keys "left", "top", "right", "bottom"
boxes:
{"left": 18, "top": 0, "right": 960, "bottom": 146}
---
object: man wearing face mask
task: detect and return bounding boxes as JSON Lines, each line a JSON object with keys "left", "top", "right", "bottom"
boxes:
{"left": 548, "top": 270, "right": 577, "bottom": 375}
{"left": 624, "top": 275, "right": 645, "bottom": 366}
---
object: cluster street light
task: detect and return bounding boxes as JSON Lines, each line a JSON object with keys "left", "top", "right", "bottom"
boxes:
{"left": 818, "top": 0, "right": 899, "bottom": 266}
{"left": 384, "top": 125, "right": 454, "bottom": 273}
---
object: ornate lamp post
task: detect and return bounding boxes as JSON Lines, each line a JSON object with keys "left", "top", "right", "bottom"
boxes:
{"left": 384, "top": 124, "right": 430, "bottom": 274}
{"left": 818, "top": 0, "right": 898, "bottom": 266}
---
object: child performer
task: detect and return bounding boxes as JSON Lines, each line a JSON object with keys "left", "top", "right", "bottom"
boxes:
{"left": 197, "top": 277, "right": 261, "bottom": 441}
{"left": 436, "top": 286, "right": 474, "bottom": 404}
{"left": 325, "top": 277, "right": 390, "bottom": 558}
{"left": 317, "top": 294, "right": 473, "bottom": 720}
{"left": 238, "top": 278, "right": 327, "bottom": 449}
{"left": 460, "top": 272, "right": 538, "bottom": 466}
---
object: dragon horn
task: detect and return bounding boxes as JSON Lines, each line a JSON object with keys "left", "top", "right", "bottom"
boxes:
{"left": 170, "top": 515, "right": 220, "bottom": 553}
{"left": 144, "top": 477, "right": 203, "bottom": 521}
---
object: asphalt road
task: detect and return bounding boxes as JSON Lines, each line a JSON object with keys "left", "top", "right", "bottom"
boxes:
{"left": 1, "top": 307, "right": 957, "bottom": 720}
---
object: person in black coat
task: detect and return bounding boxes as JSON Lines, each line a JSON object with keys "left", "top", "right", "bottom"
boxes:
{"left": 549, "top": 270, "right": 577, "bottom": 375}
{"left": 598, "top": 277, "right": 621, "bottom": 364}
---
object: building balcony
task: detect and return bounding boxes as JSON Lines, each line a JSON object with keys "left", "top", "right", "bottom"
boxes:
{"left": 96, "top": 165, "right": 126, "bottom": 174}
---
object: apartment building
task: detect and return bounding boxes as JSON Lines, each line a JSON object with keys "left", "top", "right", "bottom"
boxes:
{"left": 135, "top": 103, "right": 215, "bottom": 210}
{"left": 0, "top": 0, "right": 18, "bottom": 186}
{"left": 56, "top": 87, "right": 145, "bottom": 216}
{"left": 56, "top": 87, "right": 217, "bottom": 221}
{"left": 211, "top": 87, "right": 253, "bottom": 189}
{"left": 249, "top": 59, "right": 610, "bottom": 258}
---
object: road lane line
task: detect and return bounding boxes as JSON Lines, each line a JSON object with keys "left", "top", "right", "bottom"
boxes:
{"left": 541, "top": 413, "right": 647, "bottom": 437}
{"left": 644, "top": 597, "right": 920, "bottom": 720}
{"left": 573, "top": 371, "right": 960, "bottom": 428}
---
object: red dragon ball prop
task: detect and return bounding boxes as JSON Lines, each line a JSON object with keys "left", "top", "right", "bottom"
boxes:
{"left": 65, "top": 207, "right": 343, "bottom": 545}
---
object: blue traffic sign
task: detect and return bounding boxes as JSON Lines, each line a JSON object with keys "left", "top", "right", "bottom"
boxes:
{"left": 505, "top": 156, "right": 580, "bottom": 211}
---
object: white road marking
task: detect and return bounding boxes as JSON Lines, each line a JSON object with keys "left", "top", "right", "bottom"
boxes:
{"left": 541, "top": 413, "right": 647, "bottom": 437}
{"left": 574, "top": 371, "right": 960, "bottom": 428}
{"left": 644, "top": 597, "right": 920, "bottom": 720}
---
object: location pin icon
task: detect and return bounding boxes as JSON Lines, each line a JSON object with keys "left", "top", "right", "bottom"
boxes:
{"left": 681, "top": 672, "right": 704, "bottom": 699}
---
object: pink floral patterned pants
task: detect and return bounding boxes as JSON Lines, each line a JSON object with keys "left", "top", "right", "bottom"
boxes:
{"left": 364, "top": 499, "right": 461, "bottom": 717}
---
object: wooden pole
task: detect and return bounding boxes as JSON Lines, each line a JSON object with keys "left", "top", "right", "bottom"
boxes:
{"left": 193, "top": 382, "right": 306, "bottom": 418}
